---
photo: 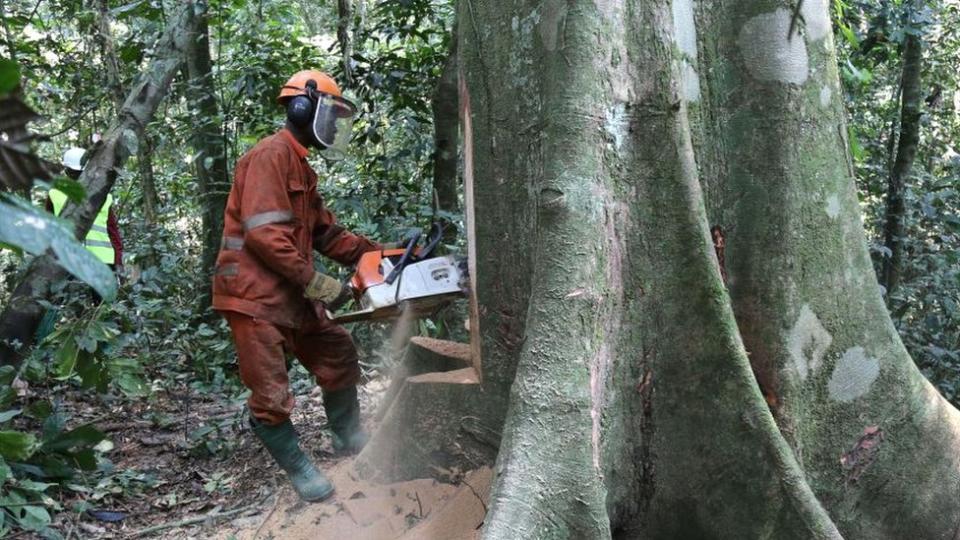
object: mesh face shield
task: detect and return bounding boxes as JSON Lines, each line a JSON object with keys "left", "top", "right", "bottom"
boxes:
{"left": 311, "top": 93, "right": 357, "bottom": 161}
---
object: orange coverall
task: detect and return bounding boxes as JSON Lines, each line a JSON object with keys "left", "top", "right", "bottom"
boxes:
{"left": 213, "top": 128, "right": 380, "bottom": 425}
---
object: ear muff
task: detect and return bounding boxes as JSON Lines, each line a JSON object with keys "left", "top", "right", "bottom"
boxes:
{"left": 286, "top": 95, "right": 314, "bottom": 127}
{"left": 286, "top": 79, "right": 320, "bottom": 127}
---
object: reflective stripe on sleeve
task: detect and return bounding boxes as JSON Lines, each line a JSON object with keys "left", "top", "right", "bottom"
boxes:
{"left": 221, "top": 236, "right": 244, "bottom": 250}
{"left": 214, "top": 263, "right": 239, "bottom": 276}
{"left": 243, "top": 210, "right": 293, "bottom": 231}
{"left": 90, "top": 224, "right": 109, "bottom": 234}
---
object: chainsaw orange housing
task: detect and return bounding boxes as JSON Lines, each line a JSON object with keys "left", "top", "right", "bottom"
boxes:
{"left": 350, "top": 248, "right": 421, "bottom": 294}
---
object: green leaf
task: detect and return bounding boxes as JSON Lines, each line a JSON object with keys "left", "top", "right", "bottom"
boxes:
{"left": 51, "top": 177, "right": 86, "bottom": 203}
{"left": 53, "top": 338, "right": 80, "bottom": 379}
{"left": 41, "top": 413, "right": 66, "bottom": 442}
{"left": 68, "top": 449, "right": 97, "bottom": 471}
{"left": 76, "top": 353, "right": 108, "bottom": 391}
{"left": 0, "top": 388, "right": 16, "bottom": 411}
{"left": 24, "top": 402, "right": 52, "bottom": 421}
{"left": 0, "top": 196, "right": 117, "bottom": 301}
{"left": 16, "top": 480, "right": 54, "bottom": 492}
{"left": 0, "top": 457, "right": 12, "bottom": 484}
{"left": 0, "top": 58, "right": 20, "bottom": 95}
{"left": 0, "top": 366, "right": 16, "bottom": 386}
{"left": 0, "top": 431, "right": 37, "bottom": 461}
{"left": 0, "top": 410, "right": 21, "bottom": 424}
{"left": 114, "top": 373, "right": 148, "bottom": 397}
{"left": 848, "top": 126, "right": 864, "bottom": 162}
{"left": 838, "top": 24, "right": 859, "bottom": 47}
{"left": 18, "top": 504, "right": 51, "bottom": 531}
{"left": 41, "top": 425, "right": 106, "bottom": 453}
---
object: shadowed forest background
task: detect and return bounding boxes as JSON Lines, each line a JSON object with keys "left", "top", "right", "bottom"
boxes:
{"left": 0, "top": 0, "right": 958, "bottom": 536}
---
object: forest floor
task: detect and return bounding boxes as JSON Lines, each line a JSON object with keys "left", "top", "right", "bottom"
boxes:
{"left": 32, "top": 365, "right": 489, "bottom": 539}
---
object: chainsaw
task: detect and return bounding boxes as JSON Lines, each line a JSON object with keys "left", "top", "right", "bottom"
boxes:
{"left": 330, "top": 224, "right": 468, "bottom": 324}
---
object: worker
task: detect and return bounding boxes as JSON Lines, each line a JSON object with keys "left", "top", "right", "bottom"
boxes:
{"left": 35, "top": 147, "right": 125, "bottom": 342}
{"left": 48, "top": 147, "right": 124, "bottom": 271}
{"left": 213, "top": 70, "right": 393, "bottom": 502}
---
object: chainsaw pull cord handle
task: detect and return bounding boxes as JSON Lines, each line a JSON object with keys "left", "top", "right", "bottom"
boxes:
{"left": 385, "top": 231, "right": 421, "bottom": 285}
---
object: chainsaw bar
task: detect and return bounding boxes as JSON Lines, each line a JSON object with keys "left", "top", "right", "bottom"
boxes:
{"left": 330, "top": 292, "right": 463, "bottom": 324}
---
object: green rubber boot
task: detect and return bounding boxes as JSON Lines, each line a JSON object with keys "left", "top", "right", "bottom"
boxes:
{"left": 250, "top": 416, "right": 334, "bottom": 502}
{"left": 323, "top": 387, "right": 369, "bottom": 454}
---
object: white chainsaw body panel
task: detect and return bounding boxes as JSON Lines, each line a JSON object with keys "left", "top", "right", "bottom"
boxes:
{"left": 360, "top": 254, "right": 464, "bottom": 311}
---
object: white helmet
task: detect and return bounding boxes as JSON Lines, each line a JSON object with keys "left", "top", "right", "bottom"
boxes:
{"left": 62, "top": 147, "right": 86, "bottom": 172}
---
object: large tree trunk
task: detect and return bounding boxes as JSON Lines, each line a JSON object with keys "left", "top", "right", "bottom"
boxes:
{"left": 0, "top": 2, "right": 196, "bottom": 364}
{"left": 422, "top": 0, "right": 960, "bottom": 537}
{"left": 184, "top": 0, "right": 229, "bottom": 312}
{"left": 431, "top": 32, "right": 459, "bottom": 220}
{"left": 694, "top": 0, "right": 959, "bottom": 537}
{"left": 880, "top": 2, "right": 925, "bottom": 299}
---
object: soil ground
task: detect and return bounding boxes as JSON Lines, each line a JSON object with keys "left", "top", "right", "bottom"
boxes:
{"left": 30, "top": 367, "right": 489, "bottom": 539}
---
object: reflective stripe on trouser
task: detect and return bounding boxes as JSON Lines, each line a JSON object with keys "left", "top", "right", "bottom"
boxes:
{"left": 223, "top": 309, "right": 361, "bottom": 425}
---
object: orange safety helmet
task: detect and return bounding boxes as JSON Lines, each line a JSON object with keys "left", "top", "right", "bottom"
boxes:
{"left": 278, "top": 70, "right": 341, "bottom": 102}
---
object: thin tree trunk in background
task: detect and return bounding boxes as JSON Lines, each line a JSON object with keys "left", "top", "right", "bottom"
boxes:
{"left": 185, "top": 0, "right": 229, "bottom": 313}
{"left": 337, "top": 0, "right": 353, "bottom": 83}
{"left": 97, "top": 0, "right": 160, "bottom": 268}
{"left": 431, "top": 31, "right": 459, "bottom": 227}
{"left": 138, "top": 134, "right": 158, "bottom": 227}
{"left": 0, "top": 2, "right": 196, "bottom": 365}
{"left": 881, "top": 4, "right": 925, "bottom": 299}
{"left": 94, "top": 0, "right": 125, "bottom": 111}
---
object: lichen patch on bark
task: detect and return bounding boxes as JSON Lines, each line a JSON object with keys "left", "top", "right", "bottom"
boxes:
{"left": 737, "top": 9, "right": 810, "bottom": 85}
{"left": 820, "top": 85, "right": 832, "bottom": 107}
{"left": 604, "top": 103, "right": 629, "bottom": 151}
{"left": 825, "top": 194, "right": 841, "bottom": 219}
{"left": 671, "top": 0, "right": 701, "bottom": 102}
{"left": 799, "top": 0, "right": 831, "bottom": 43}
{"left": 788, "top": 304, "right": 832, "bottom": 381}
{"left": 538, "top": 0, "right": 566, "bottom": 52}
{"left": 828, "top": 347, "right": 880, "bottom": 402}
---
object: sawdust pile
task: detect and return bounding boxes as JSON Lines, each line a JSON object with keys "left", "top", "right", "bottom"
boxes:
{"left": 218, "top": 463, "right": 491, "bottom": 539}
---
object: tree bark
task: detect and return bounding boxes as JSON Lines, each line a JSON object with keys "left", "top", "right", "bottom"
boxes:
{"left": 0, "top": 2, "right": 196, "bottom": 365}
{"left": 415, "top": 0, "right": 960, "bottom": 537}
{"left": 694, "top": 0, "right": 958, "bottom": 537}
{"left": 336, "top": 0, "right": 353, "bottom": 84}
{"left": 184, "top": 0, "right": 229, "bottom": 312}
{"left": 880, "top": 3, "right": 925, "bottom": 299}
{"left": 431, "top": 31, "right": 459, "bottom": 222}
{"left": 94, "top": 0, "right": 126, "bottom": 112}
{"left": 138, "top": 133, "right": 159, "bottom": 227}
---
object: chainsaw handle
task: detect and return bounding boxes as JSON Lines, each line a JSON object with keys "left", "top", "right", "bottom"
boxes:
{"left": 418, "top": 222, "right": 445, "bottom": 260}
{"left": 385, "top": 231, "right": 421, "bottom": 285}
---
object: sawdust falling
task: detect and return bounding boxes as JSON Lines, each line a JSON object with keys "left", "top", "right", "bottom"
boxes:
{"left": 216, "top": 463, "right": 492, "bottom": 539}
{"left": 390, "top": 303, "right": 419, "bottom": 359}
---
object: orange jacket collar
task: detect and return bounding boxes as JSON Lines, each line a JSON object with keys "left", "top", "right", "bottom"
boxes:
{"left": 280, "top": 128, "right": 310, "bottom": 160}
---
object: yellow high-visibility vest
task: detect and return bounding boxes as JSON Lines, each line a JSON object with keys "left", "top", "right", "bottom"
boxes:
{"left": 49, "top": 189, "right": 115, "bottom": 264}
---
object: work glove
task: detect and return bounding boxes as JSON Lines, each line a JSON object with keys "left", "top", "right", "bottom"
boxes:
{"left": 305, "top": 272, "right": 352, "bottom": 311}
